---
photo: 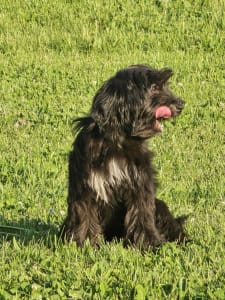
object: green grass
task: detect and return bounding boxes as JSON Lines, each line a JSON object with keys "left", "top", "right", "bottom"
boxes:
{"left": 0, "top": 0, "right": 224, "bottom": 299}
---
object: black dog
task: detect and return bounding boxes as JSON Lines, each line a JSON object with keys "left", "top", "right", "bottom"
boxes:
{"left": 60, "top": 65, "right": 187, "bottom": 249}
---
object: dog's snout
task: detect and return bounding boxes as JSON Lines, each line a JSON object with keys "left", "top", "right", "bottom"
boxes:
{"left": 172, "top": 98, "right": 185, "bottom": 116}
{"left": 177, "top": 99, "right": 185, "bottom": 108}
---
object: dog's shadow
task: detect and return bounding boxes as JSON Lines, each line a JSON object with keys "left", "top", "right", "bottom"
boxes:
{"left": 0, "top": 216, "right": 58, "bottom": 246}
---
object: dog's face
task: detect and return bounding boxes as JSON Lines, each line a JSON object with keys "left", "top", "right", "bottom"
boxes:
{"left": 91, "top": 65, "right": 185, "bottom": 140}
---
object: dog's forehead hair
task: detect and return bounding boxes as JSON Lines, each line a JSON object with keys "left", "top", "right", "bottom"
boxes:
{"left": 126, "top": 64, "right": 153, "bottom": 71}
{"left": 114, "top": 65, "right": 173, "bottom": 86}
{"left": 116, "top": 64, "right": 155, "bottom": 78}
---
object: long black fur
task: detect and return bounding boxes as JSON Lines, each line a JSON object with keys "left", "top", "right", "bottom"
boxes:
{"left": 60, "top": 65, "right": 187, "bottom": 249}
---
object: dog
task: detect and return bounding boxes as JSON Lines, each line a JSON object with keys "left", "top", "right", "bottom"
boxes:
{"left": 60, "top": 64, "right": 187, "bottom": 250}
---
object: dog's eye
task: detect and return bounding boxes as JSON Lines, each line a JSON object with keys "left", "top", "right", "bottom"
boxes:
{"left": 150, "top": 84, "right": 159, "bottom": 94}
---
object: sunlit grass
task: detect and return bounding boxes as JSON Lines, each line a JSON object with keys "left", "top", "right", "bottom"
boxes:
{"left": 0, "top": 0, "right": 224, "bottom": 298}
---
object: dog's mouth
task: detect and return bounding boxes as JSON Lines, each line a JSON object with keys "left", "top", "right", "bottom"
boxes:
{"left": 154, "top": 106, "right": 172, "bottom": 132}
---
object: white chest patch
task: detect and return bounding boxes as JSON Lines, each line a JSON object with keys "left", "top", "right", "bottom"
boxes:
{"left": 88, "top": 158, "right": 131, "bottom": 203}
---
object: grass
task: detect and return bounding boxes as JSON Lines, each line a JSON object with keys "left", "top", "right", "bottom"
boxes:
{"left": 0, "top": 0, "right": 224, "bottom": 298}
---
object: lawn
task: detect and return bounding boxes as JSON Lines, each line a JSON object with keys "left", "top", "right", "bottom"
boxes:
{"left": 0, "top": 0, "right": 224, "bottom": 299}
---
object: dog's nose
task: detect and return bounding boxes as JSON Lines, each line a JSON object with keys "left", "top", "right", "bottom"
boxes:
{"left": 177, "top": 99, "right": 185, "bottom": 108}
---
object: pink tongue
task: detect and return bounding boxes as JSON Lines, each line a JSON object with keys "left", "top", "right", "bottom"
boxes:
{"left": 155, "top": 106, "right": 172, "bottom": 119}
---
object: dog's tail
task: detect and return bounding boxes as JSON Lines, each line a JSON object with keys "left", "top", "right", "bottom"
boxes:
{"left": 72, "top": 116, "right": 96, "bottom": 133}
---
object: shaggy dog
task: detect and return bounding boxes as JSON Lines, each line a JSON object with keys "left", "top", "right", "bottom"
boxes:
{"left": 60, "top": 65, "right": 187, "bottom": 249}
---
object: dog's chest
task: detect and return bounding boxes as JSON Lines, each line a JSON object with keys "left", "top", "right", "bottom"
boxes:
{"left": 88, "top": 158, "right": 135, "bottom": 203}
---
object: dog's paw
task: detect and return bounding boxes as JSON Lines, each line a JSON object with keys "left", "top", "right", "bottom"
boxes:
{"left": 124, "top": 231, "right": 165, "bottom": 250}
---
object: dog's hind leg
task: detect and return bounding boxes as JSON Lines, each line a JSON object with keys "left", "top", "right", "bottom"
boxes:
{"left": 155, "top": 198, "right": 188, "bottom": 243}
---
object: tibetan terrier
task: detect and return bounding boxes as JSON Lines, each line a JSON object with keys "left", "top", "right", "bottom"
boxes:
{"left": 60, "top": 65, "right": 187, "bottom": 249}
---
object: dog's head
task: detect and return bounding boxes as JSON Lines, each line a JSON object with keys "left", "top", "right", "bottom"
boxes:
{"left": 91, "top": 65, "right": 185, "bottom": 140}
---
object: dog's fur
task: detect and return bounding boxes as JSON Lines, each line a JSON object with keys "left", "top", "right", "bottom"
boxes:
{"left": 60, "top": 65, "right": 187, "bottom": 249}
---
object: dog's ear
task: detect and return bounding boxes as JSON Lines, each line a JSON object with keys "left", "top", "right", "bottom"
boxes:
{"left": 158, "top": 68, "right": 173, "bottom": 84}
{"left": 149, "top": 68, "right": 173, "bottom": 91}
{"left": 90, "top": 78, "right": 129, "bottom": 136}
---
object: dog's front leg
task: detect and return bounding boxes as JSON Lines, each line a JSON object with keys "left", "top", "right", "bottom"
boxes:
{"left": 124, "top": 196, "right": 164, "bottom": 250}
{"left": 60, "top": 199, "right": 102, "bottom": 247}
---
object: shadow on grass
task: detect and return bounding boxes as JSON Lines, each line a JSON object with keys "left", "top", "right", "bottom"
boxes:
{"left": 0, "top": 217, "right": 59, "bottom": 247}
